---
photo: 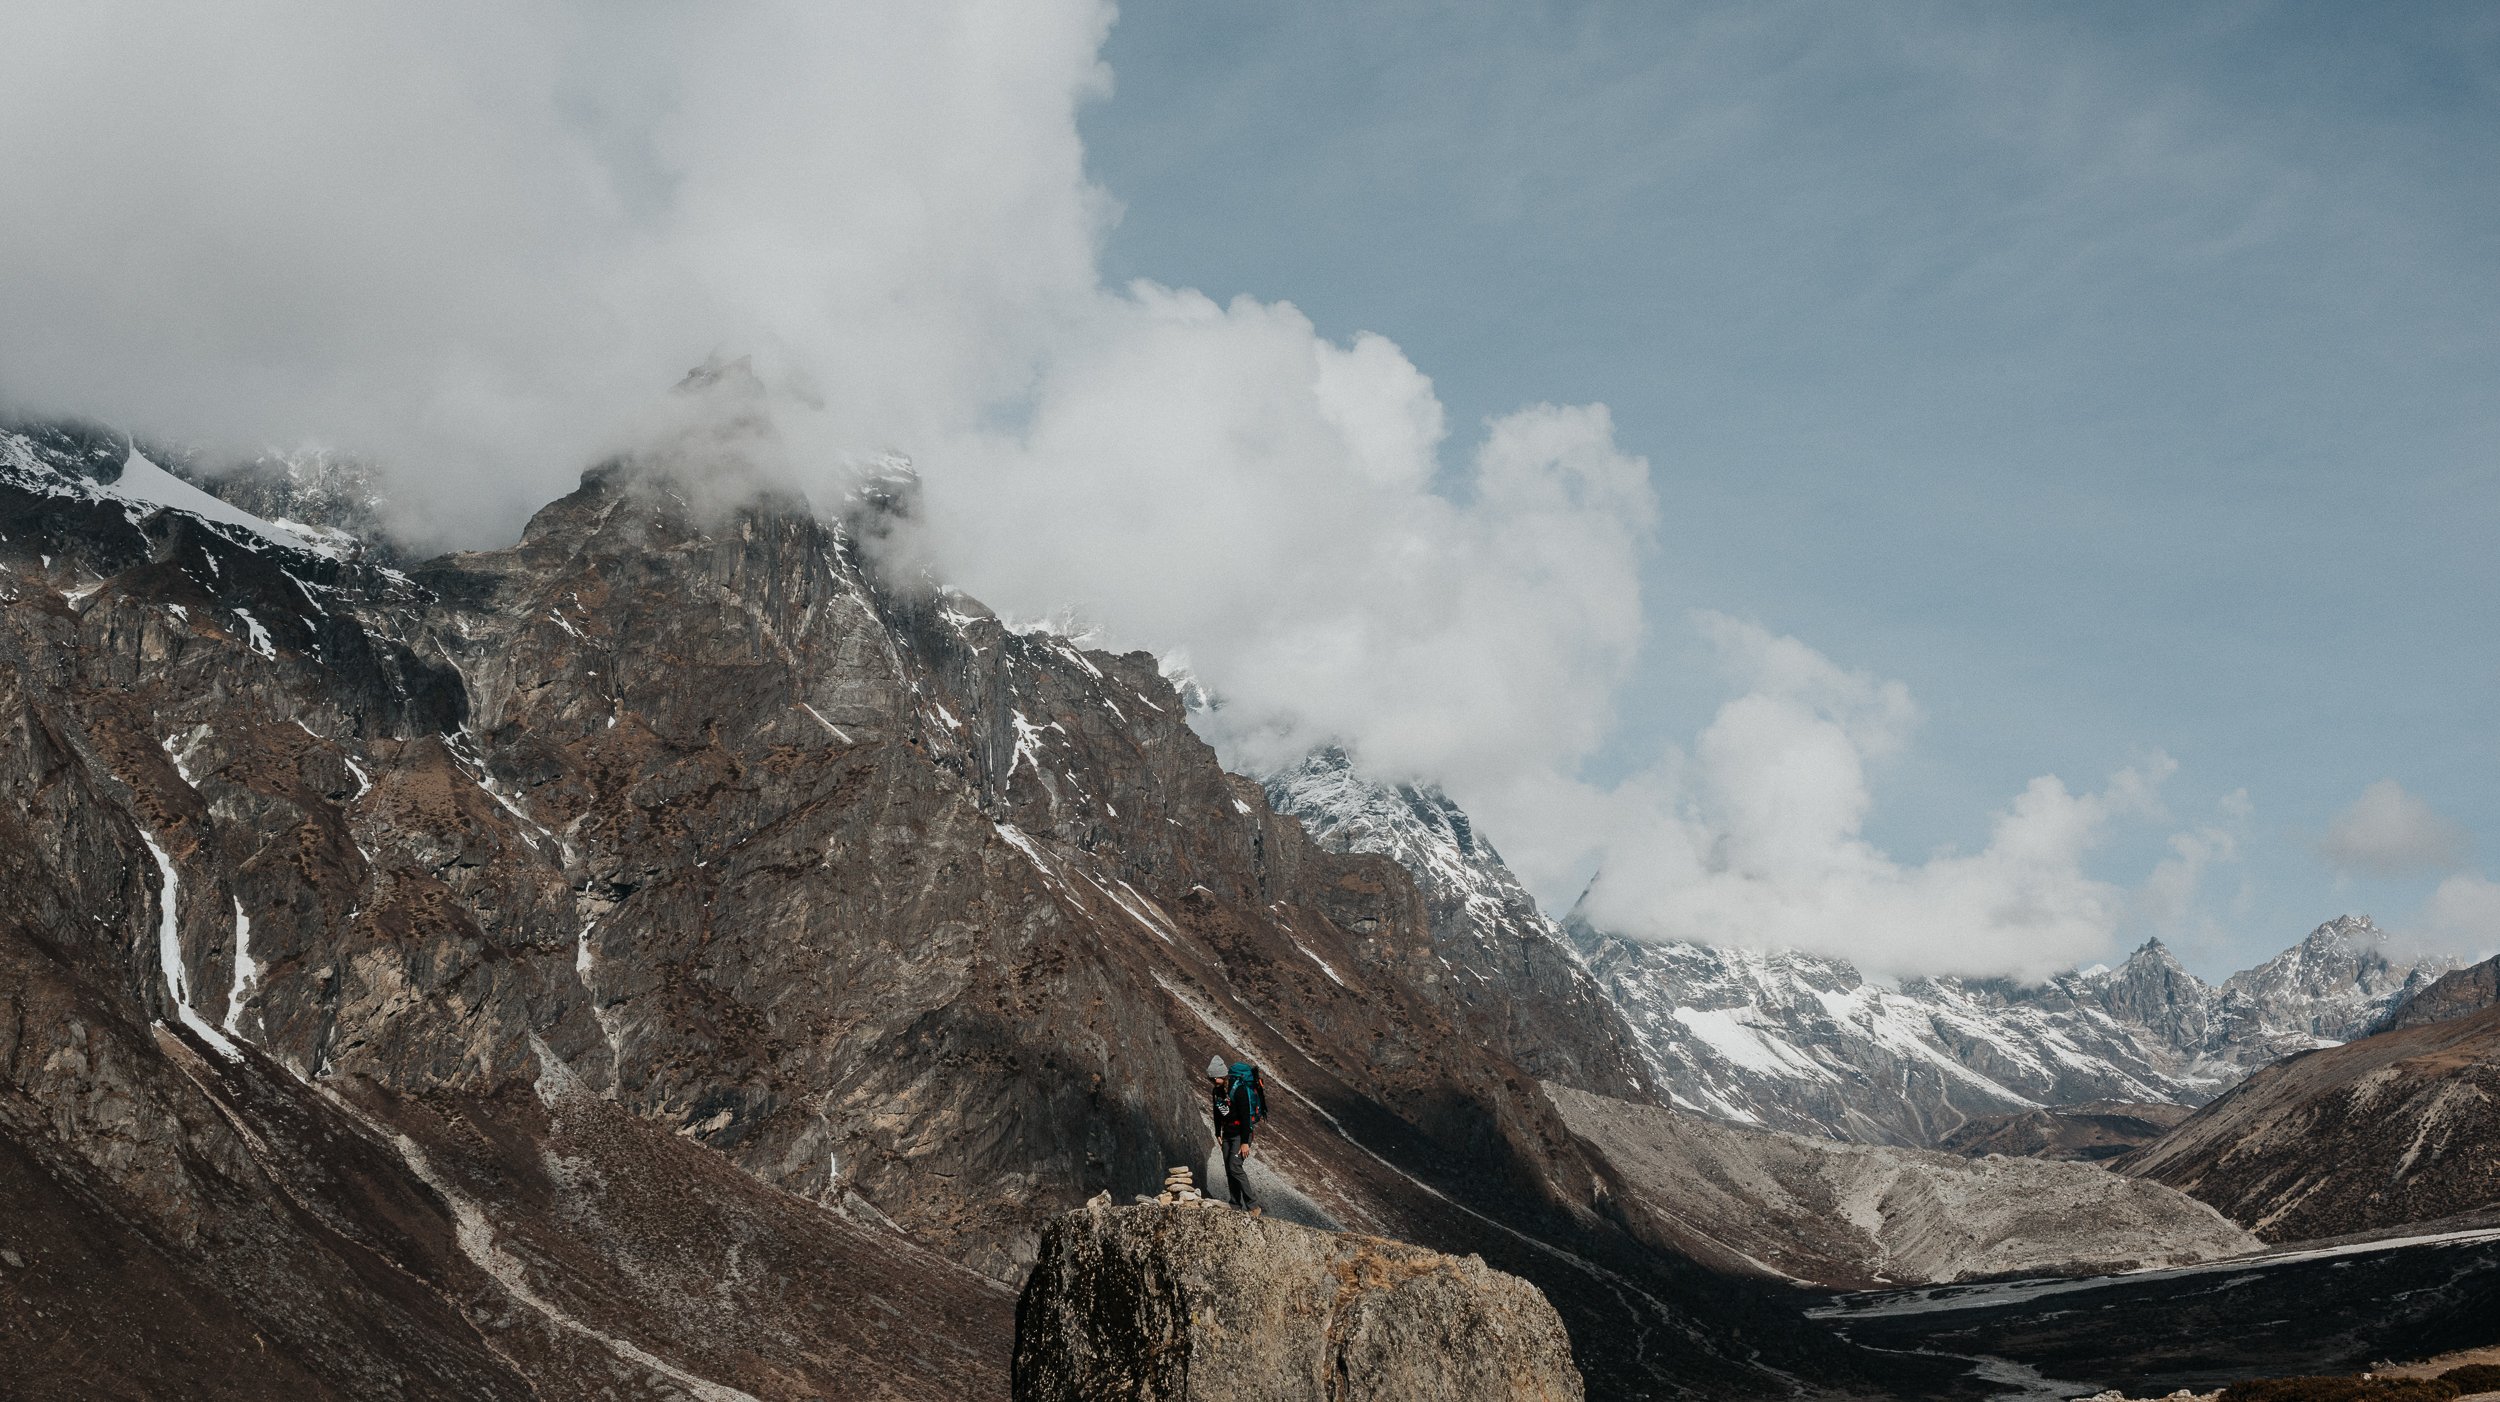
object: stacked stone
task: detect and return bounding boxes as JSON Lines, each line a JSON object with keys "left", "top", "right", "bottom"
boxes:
{"left": 1155, "top": 1166, "right": 1214, "bottom": 1206}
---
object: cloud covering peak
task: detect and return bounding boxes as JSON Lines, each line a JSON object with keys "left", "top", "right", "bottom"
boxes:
{"left": 0, "top": 1, "right": 2302, "bottom": 980}
{"left": 0, "top": 1, "right": 1116, "bottom": 542}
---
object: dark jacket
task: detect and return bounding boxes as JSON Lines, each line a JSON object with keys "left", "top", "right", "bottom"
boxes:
{"left": 1213, "top": 1068, "right": 1263, "bottom": 1139}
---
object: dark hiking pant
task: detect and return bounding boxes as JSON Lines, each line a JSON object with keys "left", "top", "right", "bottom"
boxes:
{"left": 1221, "top": 1134, "right": 1255, "bottom": 1208}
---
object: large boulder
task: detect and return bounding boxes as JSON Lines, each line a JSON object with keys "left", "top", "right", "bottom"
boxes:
{"left": 1011, "top": 1201, "right": 1584, "bottom": 1402}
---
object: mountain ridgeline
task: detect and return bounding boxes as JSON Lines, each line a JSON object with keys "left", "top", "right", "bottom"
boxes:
{"left": 1260, "top": 744, "right": 2454, "bottom": 1150}
{"left": 0, "top": 417, "right": 2473, "bottom": 1399}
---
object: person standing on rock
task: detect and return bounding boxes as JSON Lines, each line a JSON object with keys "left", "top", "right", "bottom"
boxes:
{"left": 1207, "top": 1055, "right": 1266, "bottom": 1213}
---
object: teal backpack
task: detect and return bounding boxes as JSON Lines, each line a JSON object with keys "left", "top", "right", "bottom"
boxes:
{"left": 1221, "top": 1061, "right": 1266, "bottom": 1128}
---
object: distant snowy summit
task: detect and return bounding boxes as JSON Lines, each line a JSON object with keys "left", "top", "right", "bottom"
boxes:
{"left": 1575, "top": 915, "right": 2449, "bottom": 1146}
{"left": 1260, "top": 747, "right": 1657, "bottom": 1103}
{"left": 1257, "top": 744, "right": 2452, "bottom": 1149}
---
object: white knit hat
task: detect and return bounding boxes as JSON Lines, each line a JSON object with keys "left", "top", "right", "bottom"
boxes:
{"left": 1206, "top": 1055, "right": 1228, "bottom": 1079}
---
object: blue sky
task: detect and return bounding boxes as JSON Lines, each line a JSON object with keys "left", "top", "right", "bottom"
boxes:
{"left": 1079, "top": 1, "right": 2500, "bottom": 975}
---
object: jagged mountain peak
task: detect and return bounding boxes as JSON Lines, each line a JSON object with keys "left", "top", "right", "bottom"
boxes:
{"left": 1266, "top": 745, "right": 1499, "bottom": 875}
{"left": 2096, "top": 936, "right": 2202, "bottom": 989}
{"left": 2225, "top": 915, "right": 2414, "bottom": 997}
{"left": 2209, "top": 912, "right": 2447, "bottom": 1049}
{"left": 1575, "top": 905, "right": 2451, "bottom": 1146}
{"left": 2301, "top": 913, "right": 2383, "bottom": 952}
{"left": 1260, "top": 747, "right": 1656, "bottom": 1101}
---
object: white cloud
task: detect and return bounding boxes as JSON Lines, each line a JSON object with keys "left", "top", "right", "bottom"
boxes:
{"left": 2132, "top": 788, "right": 2251, "bottom": 954}
{"left": 1566, "top": 618, "right": 2224, "bottom": 981}
{"left": 2317, "top": 780, "right": 2472, "bottom": 879}
{"left": 0, "top": 3, "right": 1657, "bottom": 816}
{"left": 922, "top": 287, "right": 1655, "bottom": 795}
{"left": 0, "top": 1, "right": 1115, "bottom": 545}
{"left": 2411, "top": 874, "right": 2500, "bottom": 963}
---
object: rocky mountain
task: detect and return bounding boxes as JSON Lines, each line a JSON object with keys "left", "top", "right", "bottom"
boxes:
{"left": 2380, "top": 953, "right": 2500, "bottom": 1033}
{"left": 2121, "top": 1001, "right": 2500, "bottom": 1242}
{"left": 1249, "top": 739, "right": 2451, "bottom": 1152}
{"left": 1572, "top": 916, "right": 2453, "bottom": 1147}
{"left": 1259, "top": 748, "right": 1654, "bottom": 1102}
{"left": 2210, "top": 915, "right": 2452, "bottom": 1053}
{"left": 1012, "top": 1201, "right": 1584, "bottom": 1401}
{"left": 1544, "top": 1082, "right": 2256, "bottom": 1291}
{"left": 180, "top": 445, "right": 401, "bottom": 562}
{"left": 0, "top": 418, "right": 1924, "bottom": 1400}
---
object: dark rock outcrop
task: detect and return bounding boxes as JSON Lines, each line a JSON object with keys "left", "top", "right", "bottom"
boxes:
{"left": 1936, "top": 1102, "right": 2194, "bottom": 1163}
{"left": 1011, "top": 1202, "right": 1583, "bottom": 1402}
{"left": 2380, "top": 955, "right": 2500, "bottom": 1033}
{"left": 2123, "top": 1004, "right": 2500, "bottom": 1241}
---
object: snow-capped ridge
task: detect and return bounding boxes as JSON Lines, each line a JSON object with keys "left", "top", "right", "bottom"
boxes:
{"left": 1259, "top": 746, "right": 1656, "bottom": 1100}
{"left": 1253, "top": 743, "right": 2453, "bottom": 1148}
{"left": 1579, "top": 909, "right": 2456, "bottom": 1146}
{"left": 0, "top": 425, "right": 366, "bottom": 564}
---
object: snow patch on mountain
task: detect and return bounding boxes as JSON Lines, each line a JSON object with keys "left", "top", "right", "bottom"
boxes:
{"left": 0, "top": 426, "right": 372, "bottom": 583}
{"left": 111, "top": 446, "right": 347, "bottom": 557}
{"left": 1576, "top": 912, "right": 2454, "bottom": 1146}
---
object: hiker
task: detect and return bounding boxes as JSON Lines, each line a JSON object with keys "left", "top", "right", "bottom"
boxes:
{"left": 1206, "top": 1054, "right": 1266, "bottom": 1212}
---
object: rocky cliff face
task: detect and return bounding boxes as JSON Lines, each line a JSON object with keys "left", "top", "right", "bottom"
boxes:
{"left": 2380, "top": 954, "right": 2500, "bottom": 1033}
{"left": 1259, "top": 748, "right": 1653, "bottom": 1102}
{"left": 2122, "top": 1002, "right": 2500, "bottom": 1242}
{"left": 1012, "top": 1202, "right": 1583, "bottom": 1402}
{"left": 1545, "top": 1083, "right": 2257, "bottom": 1290}
{"left": 0, "top": 421, "right": 1865, "bottom": 1399}
{"left": 2209, "top": 916, "right": 2449, "bottom": 1054}
{"left": 1573, "top": 916, "right": 2452, "bottom": 1147}
{"left": 0, "top": 429, "right": 1023, "bottom": 1399}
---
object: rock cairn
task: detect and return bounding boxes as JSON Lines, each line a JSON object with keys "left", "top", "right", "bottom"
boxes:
{"left": 1153, "top": 1166, "right": 1217, "bottom": 1207}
